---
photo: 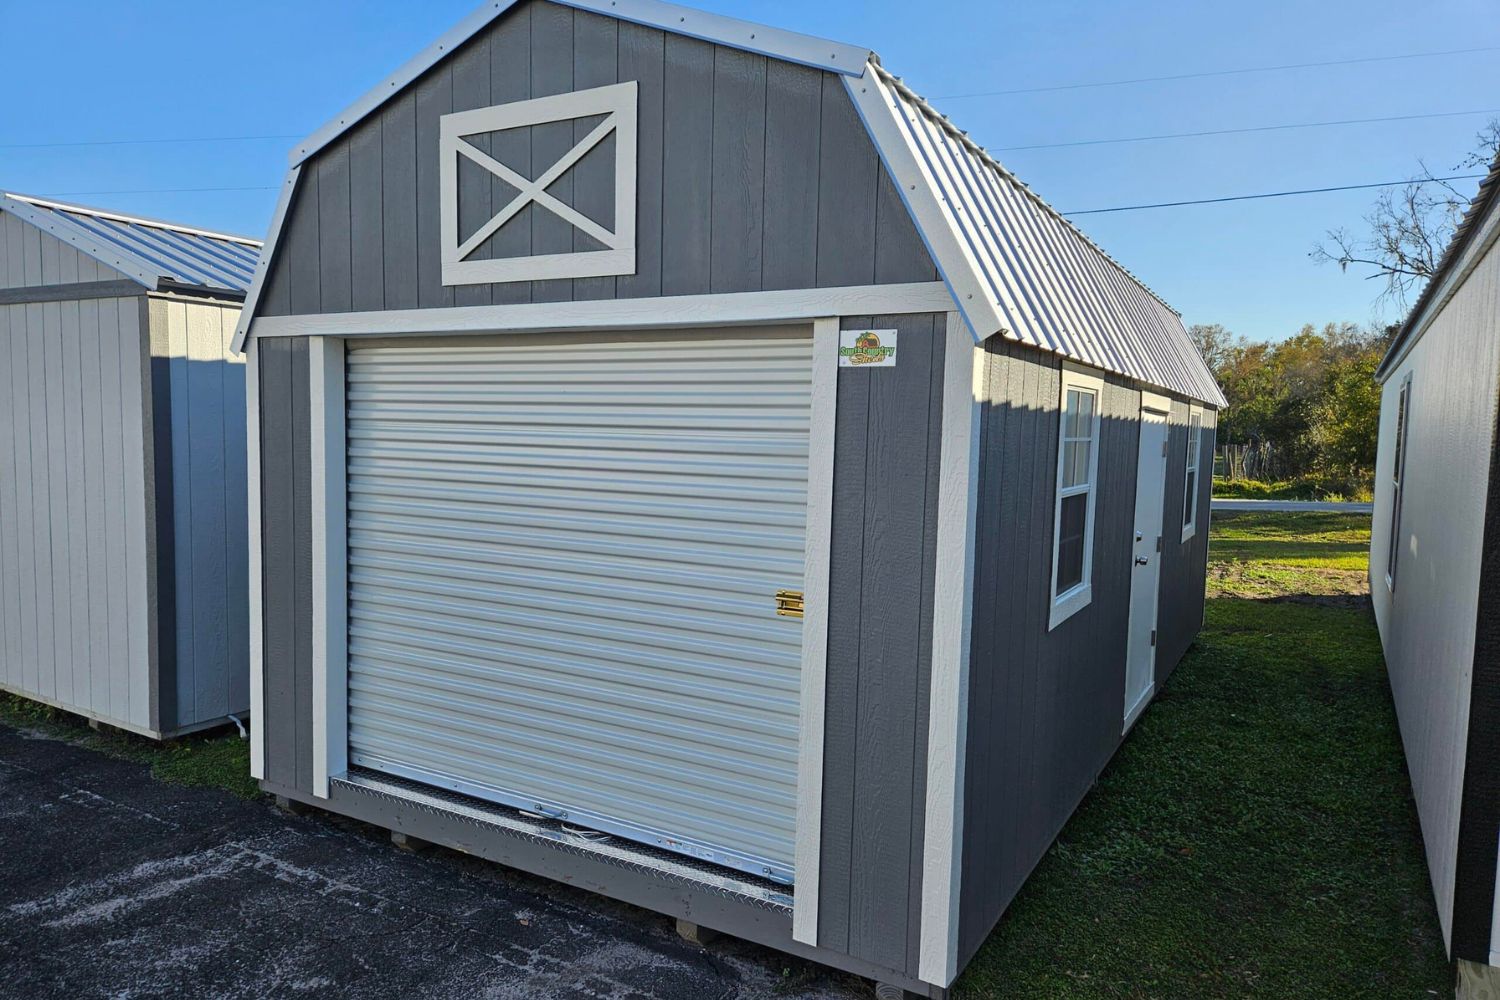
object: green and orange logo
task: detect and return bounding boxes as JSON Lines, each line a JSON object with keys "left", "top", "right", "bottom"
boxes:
{"left": 838, "top": 331, "right": 896, "bottom": 365}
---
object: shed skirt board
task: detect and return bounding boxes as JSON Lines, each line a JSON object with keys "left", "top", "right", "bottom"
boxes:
{"left": 342, "top": 329, "right": 812, "bottom": 884}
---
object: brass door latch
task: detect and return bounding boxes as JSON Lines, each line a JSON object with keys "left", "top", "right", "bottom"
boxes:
{"left": 775, "top": 590, "right": 805, "bottom": 618}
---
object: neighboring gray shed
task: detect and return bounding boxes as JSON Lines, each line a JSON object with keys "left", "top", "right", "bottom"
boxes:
{"left": 0, "top": 192, "right": 259, "bottom": 739}
{"left": 234, "top": 1, "right": 1223, "bottom": 995}
{"left": 1371, "top": 152, "right": 1500, "bottom": 991}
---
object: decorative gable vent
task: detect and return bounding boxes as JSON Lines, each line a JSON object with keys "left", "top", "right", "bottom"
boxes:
{"left": 439, "top": 81, "right": 637, "bottom": 285}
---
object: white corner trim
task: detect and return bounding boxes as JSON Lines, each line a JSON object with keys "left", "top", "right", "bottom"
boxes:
{"left": 792, "top": 317, "right": 839, "bottom": 947}
{"left": 918, "top": 312, "right": 983, "bottom": 987}
{"left": 0, "top": 193, "right": 163, "bottom": 290}
{"left": 1140, "top": 390, "right": 1171, "bottom": 415}
{"left": 288, "top": 0, "right": 868, "bottom": 169}
{"left": 231, "top": 166, "right": 302, "bottom": 355}
{"left": 309, "top": 338, "right": 349, "bottom": 799}
{"left": 246, "top": 337, "right": 265, "bottom": 780}
{"left": 248, "top": 282, "right": 954, "bottom": 340}
{"left": 844, "top": 67, "right": 1001, "bottom": 347}
{"left": 440, "top": 82, "right": 638, "bottom": 286}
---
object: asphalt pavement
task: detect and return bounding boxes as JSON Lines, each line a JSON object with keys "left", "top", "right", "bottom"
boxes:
{"left": 1211, "top": 499, "right": 1374, "bottom": 514}
{"left": 0, "top": 723, "right": 862, "bottom": 1000}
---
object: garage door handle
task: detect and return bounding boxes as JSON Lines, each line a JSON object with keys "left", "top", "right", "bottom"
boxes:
{"left": 776, "top": 590, "right": 805, "bottom": 618}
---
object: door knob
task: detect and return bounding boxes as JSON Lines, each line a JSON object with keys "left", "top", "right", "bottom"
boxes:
{"left": 1135, "top": 556, "right": 1149, "bottom": 566}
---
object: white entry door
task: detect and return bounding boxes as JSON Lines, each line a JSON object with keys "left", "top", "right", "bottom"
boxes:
{"left": 342, "top": 329, "right": 812, "bottom": 884}
{"left": 1124, "top": 400, "right": 1171, "bottom": 730}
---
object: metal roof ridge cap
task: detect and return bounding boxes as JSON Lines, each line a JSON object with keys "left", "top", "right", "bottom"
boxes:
{"left": 0, "top": 193, "right": 163, "bottom": 290}
{"left": 869, "top": 63, "right": 1183, "bottom": 319}
{"left": 1, "top": 190, "right": 262, "bottom": 245}
{"left": 288, "top": 0, "right": 870, "bottom": 169}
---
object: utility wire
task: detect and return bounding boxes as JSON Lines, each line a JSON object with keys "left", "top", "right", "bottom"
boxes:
{"left": 0, "top": 134, "right": 301, "bottom": 150}
{"left": 1062, "top": 174, "right": 1487, "bottom": 216}
{"left": 934, "top": 45, "right": 1500, "bottom": 99}
{"left": 35, "top": 185, "right": 279, "bottom": 197}
{"left": 996, "top": 108, "right": 1500, "bottom": 151}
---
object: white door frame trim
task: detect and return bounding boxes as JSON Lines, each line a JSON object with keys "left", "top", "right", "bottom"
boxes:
{"left": 791, "top": 317, "right": 839, "bottom": 946}
{"left": 918, "top": 312, "right": 983, "bottom": 986}
{"left": 244, "top": 282, "right": 953, "bottom": 342}
{"left": 309, "top": 337, "right": 349, "bottom": 798}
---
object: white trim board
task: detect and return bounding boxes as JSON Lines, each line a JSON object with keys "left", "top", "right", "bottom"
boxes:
{"left": 246, "top": 282, "right": 954, "bottom": 341}
{"left": 917, "top": 311, "right": 983, "bottom": 987}
{"left": 230, "top": 166, "right": 302, "bottom": 354}
{"left": 309, "top": 338, "right": 349, "bottom": 798}
{"left": 247, "top": 337, "right": 265, "bottom": 779}
{"left": 791, "top": 317, "right": 839, "bottom": 947}
{"left": 288, "top": 0, "right": 869, "bottom": 170}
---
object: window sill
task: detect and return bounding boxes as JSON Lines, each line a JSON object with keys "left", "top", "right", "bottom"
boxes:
{"left": 1048, "top": 584, "right": 1092, "bottom": 631}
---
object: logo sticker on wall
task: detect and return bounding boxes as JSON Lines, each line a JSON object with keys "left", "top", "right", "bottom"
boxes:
{"left": 838, "top": 329, "right": 899, "bottom": 368}
{"left": 439, "top": 81, "right": 638, "bottom": 286}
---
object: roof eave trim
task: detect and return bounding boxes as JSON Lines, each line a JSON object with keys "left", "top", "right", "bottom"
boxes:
{"left": 843, "top": 64, "right": 1005, "bottom": 347}
{"left": 0, "top": 194, "right": 163, "bottom": 291}
{"left": 231, "top": 165, "right": 303, "bottom": 354}
{"left": 288, "top": 0, "right": 871, "bottom": 169}
{"left": 1376, "top": 172, "right": 1500, "bottom": 383}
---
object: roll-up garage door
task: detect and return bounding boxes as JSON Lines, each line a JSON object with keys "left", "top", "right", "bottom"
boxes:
{"left": 344, "top": 330, "right": 810, "bottom": 883}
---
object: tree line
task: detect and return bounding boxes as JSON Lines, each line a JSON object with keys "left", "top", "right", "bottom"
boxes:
{"left": 1190, "top": 321, "right": 1393, "bottom": 495}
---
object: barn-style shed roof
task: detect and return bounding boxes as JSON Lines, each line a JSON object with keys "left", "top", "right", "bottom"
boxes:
{"left": 0, "top": 192, "right": 262, "bottom": 296}
{"left": 233, "top": 0, "right": 1225, "bottom": 407}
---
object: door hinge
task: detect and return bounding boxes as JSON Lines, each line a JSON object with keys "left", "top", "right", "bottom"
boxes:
{"left": 1156, "top": 535, "right": 1163, "bottom": 553}
{"left": 1150, "top": 629, "right": 1157, "bottom": 647}
{"left": 776, "top": 589, "right": 805, "bottom": 618}
{"left": 1161, "top": 440, "right": 1169, "bottom": 457}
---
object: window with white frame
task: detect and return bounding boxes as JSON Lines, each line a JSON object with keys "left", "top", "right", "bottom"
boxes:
{"left": 1050, "top": 366, "right": 1104, "bottom": 629}
{"left": 1181, "top": 405, "right": 1204, "bottom": 541}
{"left": 1386, "top": 375, "right": 1412, "bottom": 589}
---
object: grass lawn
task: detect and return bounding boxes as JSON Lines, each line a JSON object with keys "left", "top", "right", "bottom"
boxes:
{"left": 1212, "top": 476, "right": 1373, "bottom": 504}
{"left": 0, "top": 695, "right": 258, "bottom": 799}
{"left": 958, "top": 510, "right": 1448, "bottom": 999}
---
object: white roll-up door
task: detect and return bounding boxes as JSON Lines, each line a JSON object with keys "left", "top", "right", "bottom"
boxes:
{"left": 344, "top": 329, "right": 810, "bottom": 883}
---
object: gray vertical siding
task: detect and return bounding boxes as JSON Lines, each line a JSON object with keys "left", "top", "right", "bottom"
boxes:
{"left": 1156, "top": 400, "right": 1215, "bottom": 679}
{"left": 258, "top": 337, "right": 315, "bottom": 792}
{"left": 818, "top": 312, "right": 943, "bottom": 978}
{"left": 157, "top": 298, "right": 251, "bottom": 730}
{"left": 957, "top": 338, "right": 1207, "bottom": 965}
{"left": 0, "top": 211, "right": 129, "bottom": 289}
{"left": 0, "top": 295, "right": 155, "bottom": 732}
{"left": 255, "top": 0, "right": 937, "bottom": 318}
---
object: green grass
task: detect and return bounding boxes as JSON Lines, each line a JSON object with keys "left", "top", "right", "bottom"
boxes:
{"left": 0, "top": 694, "right": 259, "bottom": 799}
{"left": 957, "top": 510, "right": 1447, "bottom": 999}
{"left": 1213, "top": 476, "right": 1374, "bottom": 504}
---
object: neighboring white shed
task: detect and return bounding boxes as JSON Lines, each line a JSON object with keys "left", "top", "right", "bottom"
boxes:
{"left": 1371, "top": 152, "right": 1500, "bottom": 992}
{"left": 0, "top": 192, "right": 261, "bottom": 738}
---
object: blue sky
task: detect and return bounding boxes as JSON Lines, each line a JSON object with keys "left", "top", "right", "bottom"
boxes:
{"left": 1, "top": 0, "right": 1496, "bottom": 342}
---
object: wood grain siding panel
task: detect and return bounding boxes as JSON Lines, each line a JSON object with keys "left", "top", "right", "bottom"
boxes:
{"left": 1369, "top": 235, "right": 1500, "bottom": 948}
{"left": 259, "top": 337, "right": 315, "bottom": 791}
{"left": 1155, "top": 401, "right": 1214, "bottom": 680}
{"left": 0, "top": 212, "right": 130, "bottom": 289}
{"left": 317, "top": 146, "right": 354, "bottom": 314}
{"left": 817, "top": 313, "right": 943, "bottom": 976}
{"left": 253, "top": 1, "right": 936, "bottom": 318}
{"left": 956, "top": 339, "right": 1151, "bottom": 966}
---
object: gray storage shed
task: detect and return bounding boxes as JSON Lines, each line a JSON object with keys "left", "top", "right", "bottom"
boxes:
{"left": 0, "top": 192, "right": 258, "bottom": 738}
{"left": 1371, "top": 152, "right": 1500, "bottom": 992}
{"left": 235, "top": 1, "right": 1224, "bottom": 994}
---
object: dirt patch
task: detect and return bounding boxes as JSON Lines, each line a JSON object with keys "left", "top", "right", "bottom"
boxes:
{"left": 1208, "top": 562, "right": 1369, "bottom": 602}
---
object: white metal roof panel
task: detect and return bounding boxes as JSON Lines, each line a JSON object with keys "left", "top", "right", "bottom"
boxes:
{"left": 849, "top": 64, "right": 1225, "bottom": 407}
{"left": 0, "top": 192, "right": 261, "bottom": 295}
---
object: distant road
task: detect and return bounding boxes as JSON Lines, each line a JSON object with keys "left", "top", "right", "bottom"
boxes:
{"left": 1212, "top": 499, "right": 1373, "bottom": 514}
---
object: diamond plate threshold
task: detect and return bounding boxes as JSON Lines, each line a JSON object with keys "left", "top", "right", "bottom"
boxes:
{"left": 336, "top": 767, "right": 795, "bottom": 913}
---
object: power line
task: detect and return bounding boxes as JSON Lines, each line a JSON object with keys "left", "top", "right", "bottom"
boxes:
{"left": 995, "top": 108, "right": 1500, "bottom": 152}
{"left": 35, "top": 185, "right": 279, "bottom": 197}
{"left": 0, "top": 134, "right": 301, "bottom": 150}
{"left": 1062, "top": 174, "right": 1487, "bottom": 216}
{"left": 933, "top": 45, "right": 1500, "bottom": 99}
